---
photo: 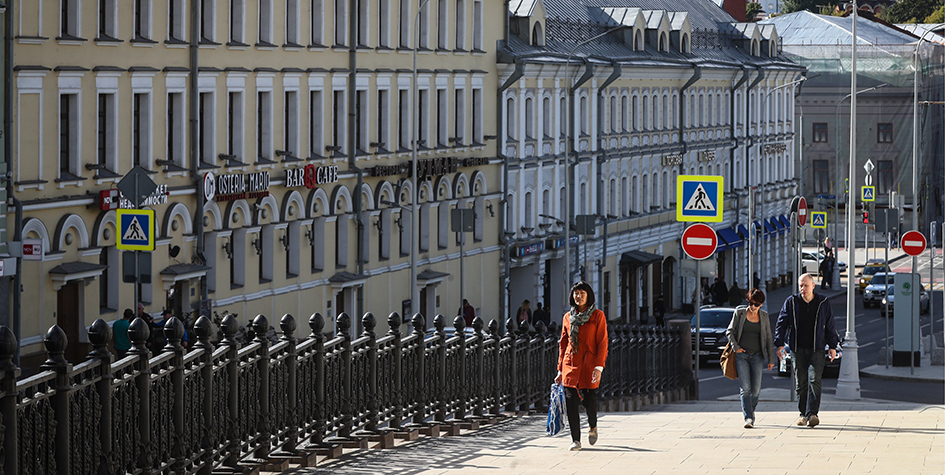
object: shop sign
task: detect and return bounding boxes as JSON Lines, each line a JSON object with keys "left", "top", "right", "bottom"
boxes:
{"left": 286, "top": 164, "right": 339, "bottom": 189}
{"left": 204, "top": 171, "right": 271, "bottom": 202}
{"left": 661, "top": 153, "right": 683, "bottom": 166}
{"left": 119, "top": 184, "right": 169, "bottom": 209}
{"left": 513, "top": 241, "right": 544, "bottom": 258}
{"left": 367, "top": 156, "right": 490, "bottom": 179}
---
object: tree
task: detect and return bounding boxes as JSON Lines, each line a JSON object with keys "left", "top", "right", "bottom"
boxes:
{"left": 885, "top": 0, "right": 940, "bottom": 23}
{"left": 925, "top": 4, "right": 944, "bottom": 23}
{"left": 783, "top": 0, "right": 839, "bottom": 14}
{"left": 747, "top": 2, "right": 763, "bottom": 21}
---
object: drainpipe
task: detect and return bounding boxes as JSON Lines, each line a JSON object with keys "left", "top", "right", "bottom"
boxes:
{"left": 745, "top": 66, "right": 764, "bottom": 293}
{"left": 675, "top": 64, "right": 701, "bottom": 314}
{"left": 730, "top": 67, "right": 750, "bottom": 287}
{"left": 596, "top": 60, "right": 621, "bottom": 292}
{"left": 4, "top": 0, "right": 20, "bottom": 364}
{"left": 497, "top": 61, "right": 524, "bottom": 333}
{"left": 568, "top": 59, "right": 594, "bottom": 282}
{"left": 348, "top": 0, "right": 364, "bottom": 320}
{"left": 189, "top": 0, "right": 207, "bottom": 307}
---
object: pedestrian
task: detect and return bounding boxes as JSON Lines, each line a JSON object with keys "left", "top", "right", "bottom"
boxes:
{"left": 752, "top": 272, "right": 761, "bottom": 290}
{"left": 774, "top": 273, "right": 839, "bottom": 428}
{"left": 554, "top": 281, "right": 608, "bottom": 451}
{"left": 713, "top": 277, "right": 729, "bottom": 306}
{"left": 818, "top": 252, "right": 833, "bottom": 289}
{"left": 515, "top": 299, "right": 532, "bottom": 327}
{"left": 458, "top": 299, "right": 476, "bottom": 327}
{"left": 728, "top": 281, "right": 744, "bottom": 306}
{"left": 532, "top": 301, "right": 549, "bottom": 327}
{"left": 114, "top": 308, "right": 133, "bottom": 358}
{"left": 726, "top": 288, "right": 777, "bottom": 429}
{"left": 653, "top": 294, "right": 666, "bottom": 327}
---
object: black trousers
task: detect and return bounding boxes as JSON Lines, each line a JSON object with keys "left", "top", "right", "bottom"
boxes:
{"left": 564, "top": 386, "right": 598, "bottom": 443}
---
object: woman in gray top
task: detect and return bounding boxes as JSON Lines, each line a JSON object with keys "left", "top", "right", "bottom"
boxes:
{"left": 726, "top": 288, "right": 777, "bottom": 428}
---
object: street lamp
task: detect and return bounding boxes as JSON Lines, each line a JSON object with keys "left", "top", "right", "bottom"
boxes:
{"left": 410, "top": 0, "right": 431, "bottom": 323}
{"left": 913, "top": 28, "right": 937, "bottom": 231}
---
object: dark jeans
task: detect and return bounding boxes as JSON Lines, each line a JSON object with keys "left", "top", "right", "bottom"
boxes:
{"left": 792, "top": 348, "right": 826, "bottom": 417}
{"left": 564, "top": 386, "right": 597, "bottom": 443}
{"left": 735, "top": 352, "right": 765, "bottom": 421}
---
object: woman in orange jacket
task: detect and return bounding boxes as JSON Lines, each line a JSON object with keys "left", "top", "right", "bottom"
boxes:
{"left": 554, "top": 281, "right": 608, "bottom": 451}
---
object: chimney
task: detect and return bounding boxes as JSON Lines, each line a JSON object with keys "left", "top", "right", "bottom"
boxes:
{"left": 724, "top": 0, "right": 748, "bottom": 22}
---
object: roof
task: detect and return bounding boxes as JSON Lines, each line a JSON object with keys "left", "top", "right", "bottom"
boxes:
{"left": 896, "top": 23, "right": 945, "bottom": 45}
{"left": 759, "top": 11, "right": 919, "bottom": 46}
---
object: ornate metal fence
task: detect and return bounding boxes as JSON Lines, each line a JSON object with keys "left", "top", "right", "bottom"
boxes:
{"left": 0, "top": 313, "right": 689, "bottom": 474}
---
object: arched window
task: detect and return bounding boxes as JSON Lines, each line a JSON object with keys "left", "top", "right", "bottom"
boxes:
{"left": 609, "top": 178, "right": 617, "bottom": 216}
{"left": 579, "top": 95, "right": 588, "bottom": 134}
{"left": 621, "top": 95, "right": 629, "bottom": 131}
{"left": 621, "top": 176, "right": 629, "bottom": 216}
{"left": 525, "top": 97, "right": 535, "bottom": 139}
{"left": 651, "top": 95, "right": 658, "bottom": 130}
{"left": 505, "top": 96, "right": 516, "bottom": 139}
{"left": 642, "top": 96, "right": 648, "bottom": 130}
{"left": 631, "top": 95, "right": 639, "bottom": 131}
{"left": 641, "top": 174, "right": 648, "bottom": 211}
{"left": 609, "top": 95, "right": 617, "bottom": 133}
{"left": 542, "top": 96, "right": 551, "bottom": 137}
{"left": 559, "top": 96, "right": 567, "bottom": 135}
{"left": 663, "top": 95, "right": 670, "bottom": 129}
{"left": 659, "top": 32, "right": 667, "bottom": 52}
{"left": 531, "top": 22, "right": 544, "bottom": 46}
{"left": 635, "top": 30, "right": 643, "bottom": 51}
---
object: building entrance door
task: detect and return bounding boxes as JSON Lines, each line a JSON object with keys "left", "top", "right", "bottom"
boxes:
{"left": 57, "top": 281, "right": 84, "bottom": 362}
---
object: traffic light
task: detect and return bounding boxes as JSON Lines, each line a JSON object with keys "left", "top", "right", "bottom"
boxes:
{"left": 863, "top": 209, "right": 870, "bottom": 224}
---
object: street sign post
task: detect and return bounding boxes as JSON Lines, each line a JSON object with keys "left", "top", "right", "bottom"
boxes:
{"left": 116, "top": 209, "right": 155, "bottom": 251}
{"left": 861, "top": 186, "right": 876, "bottom": 202}
{"left": 900, "top": 230, "right": 926, "bottom": 256}
{"left": 681, "top": 224, "right": 717, "bottom": 260}
{"left": 810, "top": 212, "right": 827, "bottom": 229}
{"left": 117, "top": 166, "right": 158, "bottom": 208}
{"left": 676, "top": 175, "right": 724, "bottom": 222}
{"left": 791, "top": 196, "right": 808, "bottom": 227}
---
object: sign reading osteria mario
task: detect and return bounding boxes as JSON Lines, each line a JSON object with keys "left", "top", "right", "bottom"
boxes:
{"left": 203, "top": 171, "right": 271, "bottom": 202}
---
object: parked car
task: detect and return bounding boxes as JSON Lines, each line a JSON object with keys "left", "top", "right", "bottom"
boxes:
{"left": 689, "top": 306, "right": 736, "bottom": 364}
{"left": 863, "top": 273, "right": 894, "bottom": 308}
{"left": 858, "top": 259, "right": 888, "bottom": 293}
{"left": 880, "top": 283, "right": 930, "bottom": 317}
{"left": 778, "top": 341, "right": 843, "bottom": 378}
{"left": 801, "top": 251, "right": 847, "bottom": 276}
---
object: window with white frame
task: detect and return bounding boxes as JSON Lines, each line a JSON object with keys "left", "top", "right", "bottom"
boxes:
{"left": 230, "top": 0, "right": 245, "bottom": 44}
{"left": 621, "top": 95, "right": 628, "bottom": 131}
{"left": 609, "top": 96, "right": 617, "bottom": 133}
{"left": 437, "top": 0, "right": 448, "bottom": 49}
{"left": 284, "top": 90, "right": 299, "bottom": 157}
{"left": 199, "top": 92, "right": 215, "bottom": 165}
{"left": 99, "top": 0, "right": 118, "bottom": 39}
{"left": 631, "top": 95, "right": 638, "bottom": 131}
{"left": 379, "top": 209, "right": 391, "bottom": 260}
{"left": 227, "top": 92, "right": 244, "bottom": 162}
{"left": 286, "top": 0, "right": 300, "bottom": 45}
{"left": 454, "top": 89, "right": 465, "bottom": 144}
{"left": 455, "top": 0, "right": 466, "bottom": 49}
{"left": 378, "top": 0, "right": 391, "bottom": 48}
{"left": 168, "top": 0, "right": 185, "bottom": 41}
{"left": 418, "top": 88, "right": 429, "bottom": 146}
{"left": 505, "top": 97, "right": 515, "bottom": 140}
{"left": 333, "top": 90, "right": 346, "bottom": 153}
{"left": 167, "top": 92, "right": 185, "bottom": 166}
{"left": 96, "top": 93, "right": 117, "bottom": 172}
{"left": 419, "top": 1, "right": 430, "bottom": 49}
{"left": 286, "top": 222, "right": 300, "bottom": 277}
{"left": 672, "top": 95, "right": 678, "bottom": 127}
{"left": 399, "top": 210, "right": 411, "bottom": 256}
{"left": 698, "top": 94, "right": 704, "bottom": 127}
{"left": 336, "top": 215, "right": 349, "bottom": 266}
{"left": 436, "top": 88, "right": 447, "bottom": 146}
{"left": 641, "top": 96, "right": 648, "bottom": 130}
{"left": 524, "top": 192, "right": 532, "bottom": 229}
{"left": 542, "top": 96, "right": 551, "bottom": 137}
{"left": 259, "top": 226, "right": 274, "bottom": 282}
{"left": 559, "top": 96, "right": 566, "bottom": 135}
{"left": 621, "top": 176, "right": 628, "bottom": 216}
{"left": 663, "top": 95, "right": 670, "bottom": 128}
{"left": 652, "top": 95, "right": 659, "bottom": 130}
{"left": 231, "top": 229, "right": 246, "bottom": 287}
{"left": 631, "top": 175, "right": 638, "bottom": 213}
{"left": 438, "top": 204, "right": 449, "bottom": 248}
{"left": 358, "top": 0, "right": 369, "bottom": 46}
{"left": 311, "top": 0, "right": 324, "bottom": 45}
{"left": 579, "top": 95, "right": 588, "bottom": 135}
{"left": 335, "top": 0, "right": 347, "bottom": 45}
{"left": 707, "top": 93, "right": 713, "bottom": 126}
{"left": 472, "top": 88, "right": 482, "bottom": 143}
{"left": 609, "top": 178, "right": 616, "bottom": 216}
{"left": 472, "top": 0, "right": 482, "bottom": 50}
{"left": 662, "top": 171, "right": 669, "bottom": 208}
{"left": 310, "top": 90, "right": 324, "bottom": 157}
{"left": 200, "top": 0, "right": 215, "bottom": 42}
{"left": 641, "top": 174, "right": 648, "bottom": 211}
{"left": 398, "top": 89, "right": 410, "bottom": 149}
{"left": 134, "top": 0, "right": 152, "bottom": 40}
{"left": 259, "top": 0, "right": 273, "bottom": 44}
{"left": 356, "top": 90, "right": 368, "bottom": 152}
{"left": 399, "top": 0, "right": 410, "bottom": 47}
{"left": 525, "top": 97, "right": 535, "bottom": 139}
{"left": 378, "top": 89, "right": 390, "bottom": 151}
{"left": 132, "top": 93, "right": 151, "bottom": 168}
{"left": 257, "top": 91, "right": 273, "bottom": 162}
{"left": 311, "top": 218, "right": 325, "bottom": 271}
{"left": 61, "top": 0, "right": 81, "bottom": 38}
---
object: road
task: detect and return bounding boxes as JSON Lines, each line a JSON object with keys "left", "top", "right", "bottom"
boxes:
{"left": 697, "top": 255, "right": 944, "bottom": 406}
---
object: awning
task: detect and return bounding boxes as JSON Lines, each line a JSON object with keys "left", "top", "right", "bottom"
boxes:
{"left": 778, "top": 215, "right": 791, "bottom": 230}
{"left": 770, "top": 217, "right": 786, "bottom": 235}
{"left": 619, "top": 250, "right": 662, "bottom": 267}
{"left": 763, "top": 219, "right": 776, "bottom": 239}
{"left": 737, "top": 224, "right": 751, "bottom": 241}
{"left": 49, "top": 261, "right": 108, "bottom": 291}
{"left": 329, "top": 271, "right": 370, "bottom": 289}
{"left": 717, "top": 227, "right": 743, "bottom": 252}
{"left": 160, "top": 264, "right": 211, "bottom": 291}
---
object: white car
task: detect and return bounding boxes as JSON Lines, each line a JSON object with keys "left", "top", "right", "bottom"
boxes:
{"left": 801, "top": 251, "right": 847, "bottom": 276}
{"left": 880, "top": 283, "right": 930, "bottom": 317}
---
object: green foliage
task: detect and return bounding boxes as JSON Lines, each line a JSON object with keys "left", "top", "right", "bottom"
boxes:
{"left": 783, "top": 0, "right": 839, "bottom": 14}
{"left": 747, "top": 2, "right": 763, "bottom": 21}
{"left": 885, "top": 0, "right": 940, "bottom": 23}
{"left": 925, "top": 4, "right": 944, "bottom": 23}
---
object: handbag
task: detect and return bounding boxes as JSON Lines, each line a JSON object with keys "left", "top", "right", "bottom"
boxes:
{"left": 546, "top": 383, "right": 566, "bottom": 436}
{"left": 720, "top": 342, "right": 738, "bottom": 380}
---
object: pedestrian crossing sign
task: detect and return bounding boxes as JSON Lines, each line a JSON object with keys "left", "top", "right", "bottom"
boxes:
{"left": 117, "top": 209, "right": 155, "bottom": 251}
{"left": 676, "top": 175, "right": 724, "bottom": 222}
{"left": 861, "top": 186, "right": 876, "bottom": 202}
{"left": 810, "top": 211, "right": 827, "bottom": 229}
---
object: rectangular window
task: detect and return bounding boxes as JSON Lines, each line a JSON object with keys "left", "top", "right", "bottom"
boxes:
{"left": 813, "top": 159, "right": 829, "bottom": 194}
{"left": 310, "top": 90, "right": 324, "bottom": 158}
{"left": 377, "top": 89, "right": 389, "bottom": 151}
{"left": 356, "top": 90, "right": 367, "bottom": 152}
{"left": 167, "top": 92, "right": 185, "bottom": 166}
{"left": 59, "top": 94, "right": 78, "bottom": 178}
{"left": 398, "top": 90, "right": 409, "bottom": 150}
{"left": 436, "top": 89, "right": 447, "bottom": 146}
{"left": 357, "top": 0, "right": 369, "bottom": 46}
{"left": 97, "top": 93, "right": 115, "bottom": 170}
{"left": 335, "top": 0, "right": 347, "bottom": 45}
{"left": 311, "top": 219, "right": 325, "bottom": 272}
{"left": 437, "top": 0, "right": 448, "bottom": 49}
{"left": 472, "top": 0, "right": 482, "bottom": 50}
{"left": 200, "top": 0, "right": 215, "bottom": 42}
{"left": 227, "top": 91, "right": 244, "bottom": 162}
{"left": 419, "top": 2, "right": 429, "bottom": 49}
{"left": 454, "top": 89, "right": 465, "bottom": 144}
{"left": 230, "top": 0, "right": 245, "bottom": 44}
{"left": 168, "top": 0, "right": 185, "bottom": 41}
{"left": 472, "top": 88, "right": 482, "bottom": 143}
{"left": 231, "top": 230, "right": 246, "bottom": 287}
{"left": 333, "top": 90, "right": 346, "bottom": 154}
{"left": 257, "top": 91, "right": 272, "bottom": 162}
{"left": 99, "top": 0, "right": 118, "bottom": 39}
{"left": 259, "top": 0, "right": 272, "bottom": 45}
{"left": 418, "top": 89, "right": 429, "bottom": 147}
{"left": 199, "top": 92, "right": 214, "bottom": 165}
{"left": 133, "top": 93, "right": 151, "bottom": 169}
{"left": 455, "top": 0, "right": 466, "bottom": 50}
{"left": 399, "top": 0, "right": 410, "bottom": 47}
{"left": 877, "top": 123, "right": 892, "bottom": 143}
{"left": 286, "top": 0, "right": 300, "bottom": 45}
{"left": 378, "top": 0, "right": 390, "bottom": 48}
{"left": 134, "top": 0, "right": 152, "bottom": 40}
{"left": 812, "top": 122, "right": 828, "bottom": 143}
{"left": 61, "top": 0, "right": 80, "bottom": 38}
{"left": 284, "top": 90, "right": 299, "bottom": 157}
{"left": 311, "top": 0, "right": 324, "bottom": 45}
{"left": 877, "top": 160, "right": 893, "bottom": 194}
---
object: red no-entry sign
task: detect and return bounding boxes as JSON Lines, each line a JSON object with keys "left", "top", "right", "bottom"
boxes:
{"left": 682, "top": 223, "right": 718, "bottom": 260}
{"left": 900, "top": 230, "right": 927, "bottom": 256}
{"left": 797, "top": 197, "right": 808, "bottom": 227}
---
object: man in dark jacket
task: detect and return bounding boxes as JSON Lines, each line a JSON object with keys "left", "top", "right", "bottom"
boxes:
{"left": 774, "top": 273, "right": 839, "bottom": 429}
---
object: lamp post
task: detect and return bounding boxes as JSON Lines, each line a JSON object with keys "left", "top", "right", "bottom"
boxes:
{"left": 411, "top": 0, "right": 431, "bottom": 322}
{"left": 913, "top": 28, "right": 936, "bottom": 231}
{"left": 563, "top": 25, "right": 627, "bottom": 292}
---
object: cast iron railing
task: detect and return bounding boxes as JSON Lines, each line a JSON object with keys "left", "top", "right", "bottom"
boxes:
{"left": 0, "top": 312, "right": 687, "bottom": 474}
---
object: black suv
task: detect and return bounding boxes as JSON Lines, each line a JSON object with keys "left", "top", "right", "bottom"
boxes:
{"left": 690, "top": 306, "right": 737, "bottom": 364}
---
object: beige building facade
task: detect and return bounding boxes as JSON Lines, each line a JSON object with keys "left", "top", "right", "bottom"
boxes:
{"left": 12, "top": 0, "right": 503, "bottom": 366}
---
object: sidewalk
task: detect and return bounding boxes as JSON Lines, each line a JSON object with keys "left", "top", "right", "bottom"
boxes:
{"left": 267, "top": 392, "right": 944, "bottom": 474}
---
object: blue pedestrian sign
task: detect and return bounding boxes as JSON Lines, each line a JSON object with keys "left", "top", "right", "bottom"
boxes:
{"left": 116, "top": 209, "right": 155, "bottom": 251}
{"left": 676, "top": 175, "right": 723, "bottom": 222}
{"left": 810, "top": 211, "right": 827, "bottom": 229}
{"left": 861, "top": 186, "right": 876, "bottom": 202}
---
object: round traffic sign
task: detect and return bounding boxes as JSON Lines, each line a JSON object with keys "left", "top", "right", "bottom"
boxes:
{"left": 682, "top": 223, "right": 718, "bottom": 260}
{"left": 900, "top": 230, "right": 927, "bottom": 256}
{"left": 797, "top": 197, "right": 808, "bottom": 227}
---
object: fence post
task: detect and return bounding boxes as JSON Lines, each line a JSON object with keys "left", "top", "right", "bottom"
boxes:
{"left": 433, "top": 314, "right": 447, "bottom": 423}
{"left": 279, "top": 314, "right": 299, "bottom": 454}
{"left": 387, "top": 313, "right": 403, "bottom": 430}
{"left": 336, "top": 312, "right": 352, "bottom": 438}
{"left": 0, "top": 326, "right": 20, "bottom": 475}
{"left": 219, "top": 314, "right": 241, "bottom": 468}
{"left": 410, "top": 313, "right": 426, "bottom": 426}
{"left": 87, "top": 319, "right": 114, "bottom": 474}
{"left": 505, "top": 317, "right": 517, "bottom": 411}
{"left": 308, "top": 313, "right": 326, "bottom": 445}
{"left": 163, "top": 317, "right": 187, "bottom": 474}
{"left": 128, "top": 317, "right": 153, "bottom": 473}
{"left": 252, "top": 315, "right": 272, "bottom": 461}
{"left": 472, "top": 317, "right": 484, "bottom": 417}
{"left": 488, "top": 319, "right": 501, "bottom": 416}
{"left": 41, "top": 325, "right": 72, "bottom": 475}
{"left": 360, "top": 313, "right": 378, "bottom": 434}
{"left": 192, "top": 316, "right": 215, "bottom": 475}
{"left": 452, "top": 315, "right": 466, "bottom": 421}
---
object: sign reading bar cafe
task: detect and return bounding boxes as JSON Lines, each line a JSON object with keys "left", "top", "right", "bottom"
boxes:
{"left": 286, "top": 164, "right": 339, "bottom": 189}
